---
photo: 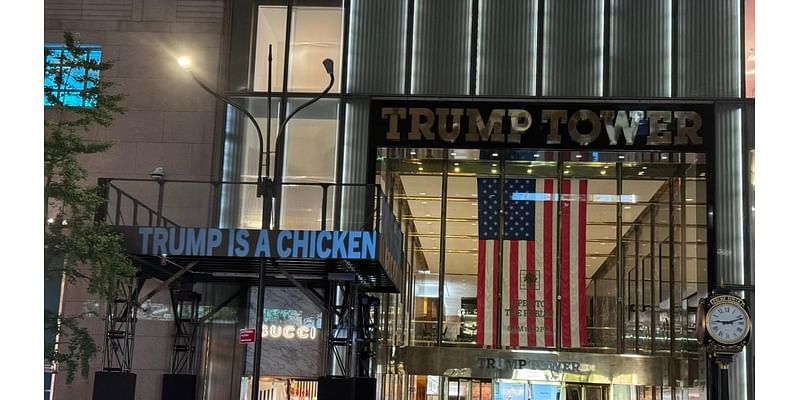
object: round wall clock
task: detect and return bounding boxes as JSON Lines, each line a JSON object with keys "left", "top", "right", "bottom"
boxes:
{"left": 705, "top": 301, "right": 751, "bottom": 345}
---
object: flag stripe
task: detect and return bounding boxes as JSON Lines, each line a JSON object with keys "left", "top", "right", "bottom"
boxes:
{"left": 526, "top": 241, "right": 536, "bottom": 346}
{"left": 561, "top": 179, "right": 572, "bottom": 347}
{"left": 492, "top": 241, "right": 499, "bottom": 347}
{"left": 578, "top": 179, "right": 588, "bottom": 346}
{"left": 509, "top": 241, "right": 519, "bottom": 347}
{"left": 543, "top": 179, "right": 555, "bottom": 347}
{"left": 501, "top": 240, "right": 510, "bottom": 347}
{"left": 534, "top": 180, "right": 545, "bottom": 346}
{"left": 477, "top": 240, "right": 486, "bottom": 346}
{"left": 570, "top": 180, "right": 581, "bottom": 347}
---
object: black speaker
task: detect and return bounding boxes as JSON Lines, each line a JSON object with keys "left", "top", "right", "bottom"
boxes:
{"left": 92, "top": 371, "right": 136, "bottom": 400}
{"left": 318, "top": 377, "right": 376, "bottom": 400}
{"left": 162, "top": 374, "right": 197, "bottom": 400}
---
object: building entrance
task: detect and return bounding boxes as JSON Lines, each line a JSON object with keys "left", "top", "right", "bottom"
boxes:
{"left": 564, "top": 383, "right": 608, "bottom": 400}
{"left": 446, "top": 378, "right": 492, "bottom": 400}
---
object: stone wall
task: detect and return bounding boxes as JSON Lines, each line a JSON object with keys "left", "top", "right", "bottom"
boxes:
{"left": 45, "top": 1, "right": 227, "bottom": 399}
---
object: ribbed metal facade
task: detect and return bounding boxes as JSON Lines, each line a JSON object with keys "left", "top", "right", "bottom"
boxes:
{"left": 676, "top": 0, "right": 741, "bottom": 97}
{"left": 714, "top": 104, "right": 745, "bottom": 286}
{"left": 340, "top": 100, "right": 371, "bottom": 230}
{"left": 476, "top": 0, "right": 538, "bottom": 96}
{"left": 220, "top": 1, "right": 755, "bottom": 397}
{"left": 608, "top": 0, "right": 671, "bottom": 97}
{"left": 347, "top": 0, "right": 407, "bottom": 94}
{"left": 541, "top": 0, "right": 604, "bottom": 97}
{"left": 411, "top": 0, "right": 472, "bottom": 95}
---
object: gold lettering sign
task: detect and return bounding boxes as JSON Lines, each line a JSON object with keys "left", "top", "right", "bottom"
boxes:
{"left": 646, "top": 111, "right": 673, "bottom": 145}
{"left": 567, "top": 109, "right": 602, "bottom": 146}
{"left": 466, "top": 109, "right": 505, "bottom": 142}
{"left": 379, "top": 104, "right": 705, "bottom": 148}
{"left": 541, "top": 110, "right": 567, "bottom": 144}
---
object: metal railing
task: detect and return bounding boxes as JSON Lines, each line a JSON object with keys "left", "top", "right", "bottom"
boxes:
{"left": 96, "top": 177, "right": 402, "bottom": 236}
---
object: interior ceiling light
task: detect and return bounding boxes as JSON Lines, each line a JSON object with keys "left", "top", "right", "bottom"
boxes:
{"left": 492, "top": 152, "right": 499, "bottom": 157}
{"left": 575, "top": 154, "right": 582, "bottom": 158}
{"left": 600, "top": 170, "right": 607, "bottom": 175}
{"left": 451, "top": 151, "right": 457, "bottom": 156}
{"left": 527, "top": 169, "right": 532, "bottom": 174}
{"left": 410, "top": 150, "right": 417, "bottom": 155}
{"left": 533, "top": 154, "right": 540, "bottom": 158}
{"left": 454, "top": 167, "right": 461, "bottom": 172}
{"left": 618, "top": 155, "right": 625, "bottom": 159}
{"left": 638, "top": 171, "right": 645, "bottom": 176}
{"left": 491, "top": 169, "right": 498, "bottom": 174}
{"left": 418, "top": 167, "right": 424, "bottom": 171}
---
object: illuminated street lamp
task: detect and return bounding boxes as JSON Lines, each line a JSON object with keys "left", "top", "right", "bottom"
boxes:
{"left": 178, "top": 53, "right": 334, "bottom": 400}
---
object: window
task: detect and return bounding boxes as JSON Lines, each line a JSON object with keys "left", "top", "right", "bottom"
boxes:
{"left": 44, "top": 45, "right": 102, "bottom": 107}
{"left": 253, "top": 3, "right": 343, "bottom": 93}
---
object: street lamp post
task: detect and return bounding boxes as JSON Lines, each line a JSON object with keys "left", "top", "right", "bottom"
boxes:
{"left": 179, "top": 54, "right": 334, "bottom": 400}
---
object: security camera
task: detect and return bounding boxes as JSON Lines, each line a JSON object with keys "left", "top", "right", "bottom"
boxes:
{"left": 150, "top": 167, "right": 165, "bottom": 180}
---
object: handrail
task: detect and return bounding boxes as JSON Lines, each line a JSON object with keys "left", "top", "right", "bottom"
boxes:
{"left": 97, "top": 177, "right": 393, "bottom": 233}
{"left": 104, "top": 181, "right": 180, "bottom": 228}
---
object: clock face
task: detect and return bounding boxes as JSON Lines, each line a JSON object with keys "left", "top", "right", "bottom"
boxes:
{"left": 706, "top": 303, "right": 750, "bottom": 345}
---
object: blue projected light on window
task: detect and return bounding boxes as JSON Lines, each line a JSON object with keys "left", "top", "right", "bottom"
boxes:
{"left": 44, "top": 46, "right": 101, "bottom": 107}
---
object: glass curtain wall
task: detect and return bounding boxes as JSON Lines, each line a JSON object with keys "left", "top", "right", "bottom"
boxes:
{"left": 378, "top": 149, "right": 706, "bottom": 360}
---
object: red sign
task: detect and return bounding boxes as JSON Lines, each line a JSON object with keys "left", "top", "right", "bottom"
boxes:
{"left": 239, "top": 328, "right": 256, "bottom": 344}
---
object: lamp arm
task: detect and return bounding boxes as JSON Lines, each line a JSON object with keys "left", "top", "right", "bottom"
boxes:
{"left": 189, "top": 71, "right": 266, "bottom": 194}
{"left": 272, "top": 73, "right": 336, "bottom": 180}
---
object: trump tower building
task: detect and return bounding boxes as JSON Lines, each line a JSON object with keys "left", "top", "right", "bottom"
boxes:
{"left": 44, "top": 1, "right": 756, "bottom": 400}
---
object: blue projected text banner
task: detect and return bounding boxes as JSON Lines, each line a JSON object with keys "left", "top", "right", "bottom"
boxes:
{"left": 117, "top": 227, "right": 380, "bottom": 260}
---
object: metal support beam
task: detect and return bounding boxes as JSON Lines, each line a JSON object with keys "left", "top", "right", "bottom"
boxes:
{"left": 325, "top": 275, "right": 358, "bottom": 377}
{"left": 137, "top": 259, "right": 200, "bottom": 306}
{"left": 103, "top": 277, "right": 146, "bottom": 372}
{"left": 169, "top": 289, "right": 201, "bottom": 375}
{"left": 356, "top": 295, "right": 380, "bottom": 377}
{"left": 270, "top": 260, "right": 328, "bottom": 311}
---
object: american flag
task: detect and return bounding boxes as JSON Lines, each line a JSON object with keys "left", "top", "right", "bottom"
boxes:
{"left": 476, "top": 177, "right": 588, "bottom": 348}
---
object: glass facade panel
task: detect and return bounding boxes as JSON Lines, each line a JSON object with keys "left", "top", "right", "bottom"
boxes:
{"left": 443, "top": 154, "right": 499, "bottom": 346}
{"left": 562, "top": 154, "right": 618, "bottom": 350}
{"left": 378, "top": 148, "right": 448, "bottom": 346}
{"left": 220, "top": 98, "right": 280, "bottom": 228}
{"left": 288, "top": 6, "right": 343, "bottom": 93}
{"left": 279, "top": 98, "right": 339, "bottom": 229}
{"left": 254, "top": 6, "right": 288, "bottom": 92}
